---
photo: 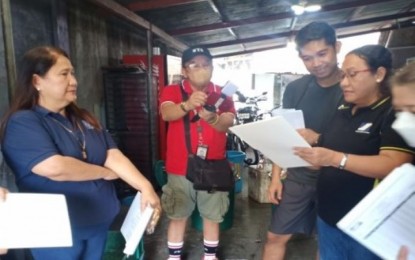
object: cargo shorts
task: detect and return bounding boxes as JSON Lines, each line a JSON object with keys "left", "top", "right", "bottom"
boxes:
{"left": 161, "top": 174, "right": 230, "bottom": 223}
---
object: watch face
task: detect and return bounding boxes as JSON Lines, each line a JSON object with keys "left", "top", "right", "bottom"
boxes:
{"left": 339, "top": 153, "right": 348, "bottom": 169}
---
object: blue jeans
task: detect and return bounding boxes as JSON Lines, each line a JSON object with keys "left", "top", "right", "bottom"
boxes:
{"left": 317, "top": 217, "right": 381, "bottom": 260}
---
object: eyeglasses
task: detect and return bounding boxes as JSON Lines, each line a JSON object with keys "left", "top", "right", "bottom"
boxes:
{"left": 340, "top": 69, "right": 371, "bottom": 81}
{"left": 185, "top": 63, "right": 212, "bottom": 70}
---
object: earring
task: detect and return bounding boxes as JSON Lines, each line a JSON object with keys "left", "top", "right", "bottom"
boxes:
{"left": 376, "top": 79, "right": 381, "bottom": 83}
{"left": 37, "top": 88, "right": 40, "bottom": 91}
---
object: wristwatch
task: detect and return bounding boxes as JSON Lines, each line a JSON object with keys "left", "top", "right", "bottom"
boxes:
{"left": 339, "top": 153, "right": 349, "bottom": 170}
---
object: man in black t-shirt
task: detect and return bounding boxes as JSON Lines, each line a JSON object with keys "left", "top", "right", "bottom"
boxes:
{"left": 262, "top": 21, "right": 343, "bottom": 260}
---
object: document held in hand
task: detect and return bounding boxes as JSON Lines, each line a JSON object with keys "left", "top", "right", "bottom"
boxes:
{"left": 0, "top": 193, "right": 72, "bottom": 248}
{"left": 229, "top": 116, "right": 311, "bottom": 168}
{"left": 337, "top": 163, "right": 415, "bottom": 260}
{"left": 121, "top": 192, "right": 154, "bottom": 256}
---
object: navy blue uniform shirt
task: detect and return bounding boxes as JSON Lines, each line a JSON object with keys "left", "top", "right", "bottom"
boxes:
{"left": 2, "top": 106, "right": 120, "bottom": 228}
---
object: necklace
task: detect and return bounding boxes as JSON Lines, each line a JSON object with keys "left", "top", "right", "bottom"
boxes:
{"left": 50, "top": 117, "right": 87, "bottom": 160}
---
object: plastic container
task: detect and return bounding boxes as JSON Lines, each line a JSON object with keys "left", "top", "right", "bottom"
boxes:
{"left": 227, "top": 150, "right": 246, "bottom": 193}
{"left": 103, "top": 231, "right": 144, "bottom": 260}
{"left": 103, "top": 195, "right": 145, "bottom": 260}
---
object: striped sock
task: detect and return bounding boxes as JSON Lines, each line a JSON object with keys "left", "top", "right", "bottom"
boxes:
{"left": 203, "top": 239, "right": 219, "bottom": 260}
{"left": 167, "top": 241, "right": 183, "bottom": 260}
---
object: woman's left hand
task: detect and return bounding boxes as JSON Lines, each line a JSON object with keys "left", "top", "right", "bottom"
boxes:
{"left": 0, "top": 187, "right": 7, "bottom": 201}
{"left": 140, "top": 185, "right": 162, "bottom": 233}
{"left": 294, "top": 147, "right": 337, "bottom": 167}
{"left": 297, "top": 128, "right": 320, "bottom": 146}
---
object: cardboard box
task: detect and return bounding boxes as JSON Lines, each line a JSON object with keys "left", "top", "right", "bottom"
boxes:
{"left": 248, "top": 166, "right": 272, "bottom": 203}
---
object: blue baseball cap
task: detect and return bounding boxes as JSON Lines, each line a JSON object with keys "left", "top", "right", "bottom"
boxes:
{"left": 182, "top": 46, "right": 212, "bottom": 67}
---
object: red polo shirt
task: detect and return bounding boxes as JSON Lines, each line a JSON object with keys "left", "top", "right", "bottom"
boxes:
{"left": 159, "top": 80, "right": 235, "bottom": 175}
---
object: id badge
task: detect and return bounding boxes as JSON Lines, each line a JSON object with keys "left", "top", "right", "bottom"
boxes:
{"left": 196, "top": 145, "right": 208, "bottom": 159}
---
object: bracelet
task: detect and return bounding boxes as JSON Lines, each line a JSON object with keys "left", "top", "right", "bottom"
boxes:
{"left": 179, "top": 102, "right": 188, "bottom": 113}
{"left": 339, "top": 153, "right": 349, "bottom": 170}
{"left": 209, "top": 114, "right": 220, "bottom": 125}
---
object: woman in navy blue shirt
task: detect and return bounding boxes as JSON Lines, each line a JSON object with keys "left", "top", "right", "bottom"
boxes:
{"left": 0, "top": 46, "right": 161, "bottom": 260}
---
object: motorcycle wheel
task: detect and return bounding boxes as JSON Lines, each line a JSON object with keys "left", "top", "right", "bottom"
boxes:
{"left": 242, "top": 143, "right": 260, "bottom": 166}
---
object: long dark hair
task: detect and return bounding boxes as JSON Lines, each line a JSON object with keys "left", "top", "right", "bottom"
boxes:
{"left": 0, "top": 46, "right": 101, "bottom": 140}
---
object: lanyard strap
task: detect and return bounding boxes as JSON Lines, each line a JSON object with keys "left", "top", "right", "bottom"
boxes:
{"left": 180, "top": 84, "right": 193, "bottom": 154}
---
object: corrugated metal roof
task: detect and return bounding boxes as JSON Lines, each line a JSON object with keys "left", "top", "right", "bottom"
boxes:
{"left": 117, "top": 0, "right": 415, "bottom": 57}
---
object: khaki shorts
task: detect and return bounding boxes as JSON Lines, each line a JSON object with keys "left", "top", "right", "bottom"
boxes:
{"left": 161, "top": 174, "right": 230, "bottom": 223}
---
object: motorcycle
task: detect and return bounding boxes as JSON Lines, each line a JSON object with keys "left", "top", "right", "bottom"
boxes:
{"left": 227, "top": 91, "right": 268, "bottom": 165}
{"left": 235, "top": 91, "right": 268, "bottom": 124}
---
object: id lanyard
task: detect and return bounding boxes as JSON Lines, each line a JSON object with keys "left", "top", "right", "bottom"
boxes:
{"left": 195, "top": 113, "right": 208, "bottom": 159}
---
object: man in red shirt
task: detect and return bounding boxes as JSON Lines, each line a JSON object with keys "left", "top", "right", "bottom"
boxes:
{"left": 159, "top": 46, "right": 235, "bottom": 260}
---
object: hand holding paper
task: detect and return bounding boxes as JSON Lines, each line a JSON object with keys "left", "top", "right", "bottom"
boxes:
{"left": 121, "top": 192, "right": 156, "bottom": 256}
{"left": 191, "top": 81, "right": 237, "bottom": 122}
{"left": 0, "top": 187, "right": 7, "bottom": 201}
{"left": 229, "top": 116, "right": 311, "bottom": 168}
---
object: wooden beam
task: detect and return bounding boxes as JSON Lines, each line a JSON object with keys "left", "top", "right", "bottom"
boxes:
{"left": 213, "top": 44, "right": 286, "bottom": 58}
{"left": 128, "top": 0, "right": 206, "bottom": 12}
{"left": 86, "top": 0, "right": 187, "bottom": 51}
{"left": 1, "top": 0, "right": 16, "bottom": 100}
{"left": 203, "top": 31, "right": 292, "bottom": 48}
{"left": 51, "top": 0, "right": 70, "bottom": 55}
{"left": 169, "top": 0, "right": 395, "bottom": 36}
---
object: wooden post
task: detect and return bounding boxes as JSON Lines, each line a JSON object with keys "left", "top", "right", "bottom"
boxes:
{"left": 1, "top": 0, "right": 16, "bottom": 100}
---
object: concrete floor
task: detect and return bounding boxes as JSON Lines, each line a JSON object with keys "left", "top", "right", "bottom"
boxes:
{"left": 142, "top": 171, "right": 318, "bottom": 260}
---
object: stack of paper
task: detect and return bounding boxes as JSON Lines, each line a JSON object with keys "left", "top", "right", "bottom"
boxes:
{"left": 0, "top": 193, "right": 72, "bottom": 248}
{"left": 229, "top": 116, "right": 311, "bottom": 169}
{"left": 121, "top": 192, "right": 154, "bottom": 256}
{"left": 337, "top": 163, "right": 415, "bottom": 260}
{"left": 271, "top": 109, "right": 305, "bottom": 129}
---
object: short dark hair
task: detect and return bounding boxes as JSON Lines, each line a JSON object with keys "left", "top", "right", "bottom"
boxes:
{"left": 390, "top": 62, "right": 415, "bottom": 88}
{"left": 348, "top": 44, "right": 393, "bottom": 97}
{"left": 295, "top": 21, "right": 337, "bottom": 50}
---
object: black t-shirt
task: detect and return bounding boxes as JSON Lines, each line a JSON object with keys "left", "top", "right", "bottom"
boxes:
{"left": 283, "top": 75, "right": 343, "bottom": 184}
{"left": 318, "top": 97, "right": 415, "bottom": 226}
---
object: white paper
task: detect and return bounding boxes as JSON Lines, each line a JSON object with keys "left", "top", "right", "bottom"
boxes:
{"left": 0, "top": 193, "right": 72, "bottom": 248}
{"left": 271, "top": 109, "right": 305, "bottom": 129}
{"left": 337, "top": 163, "right": 415, "bottom": 260}
{"left": 222, "top": 81, "right": 238, "bottom": 97}
{"left": 121, "top": 192, "right": 154, "bottom": 256}
{"left": 229, "top": 116, "right": 311, "bottom": 168}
